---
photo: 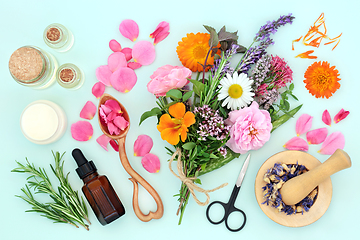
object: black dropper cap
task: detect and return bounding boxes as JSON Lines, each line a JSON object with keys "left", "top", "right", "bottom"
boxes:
{"left": 72, "top": 148, "right": 97, "bottom": 179}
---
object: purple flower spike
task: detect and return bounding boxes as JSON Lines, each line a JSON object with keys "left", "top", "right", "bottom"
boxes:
{"left": 254, "top": 13, "right": 295, "bottom": 42}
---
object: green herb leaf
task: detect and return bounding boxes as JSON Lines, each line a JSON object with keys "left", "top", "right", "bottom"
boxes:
{"left": 139, "top": 107, "right": 162, "bottom": 125}
{"left": 182, "top": 142, "right": 196, "bottom": 150}
{"left": 203, "top": 25, "right": 219, "bottom": 47}
{"left": 189, "top": 79, "right": 205, "bottom": 97}
{"left": 182, "top": 90, "right": 193, "bottom": 101}
{"left": 218, "top": 26, "right": 238, "bottom": 42}
{"left": 166, "top": 89, "right": 183, "bottom": 100}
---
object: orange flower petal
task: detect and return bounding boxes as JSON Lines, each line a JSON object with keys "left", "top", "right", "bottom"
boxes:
{"left": 161, "top": 128, "right": 180, "bottom": 145}
{"left": 295, "top": 50, "right": 317, "bottom": 59}
{"left": 169, "top": 102, "right": 186, "bottom": 119}
{"left": 183, "top": 111, "right": 196, "bottom": 127}
{"left": 157, "top": 114, "right": 177, "bottom": 132}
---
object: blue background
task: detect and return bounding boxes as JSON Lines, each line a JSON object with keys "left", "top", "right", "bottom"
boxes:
{"left": 1, "top": 0, "right": 359, "bottom": 239}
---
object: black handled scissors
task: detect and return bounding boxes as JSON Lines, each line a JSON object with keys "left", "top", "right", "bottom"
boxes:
{"left": 206, "top": 154, "right": 250, "bottom": 232}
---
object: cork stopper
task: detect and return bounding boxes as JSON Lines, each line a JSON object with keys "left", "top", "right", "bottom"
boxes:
{"left": 9, "top": 47, "right": 44, "bottom": 81}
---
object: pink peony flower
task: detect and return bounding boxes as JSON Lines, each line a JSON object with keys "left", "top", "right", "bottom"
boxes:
{"left": 225, "top": 101, "right": 272, "bottom": 154}
{"left": 147, "top": 65, "right": 192, "bottom": 97}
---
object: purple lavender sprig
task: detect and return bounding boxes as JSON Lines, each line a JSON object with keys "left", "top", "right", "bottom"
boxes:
{"left": 236, "top": 37, "right": 274, "bottom": 74}
{"left": 254, "top": 13, "right": 295, "bottom": 42}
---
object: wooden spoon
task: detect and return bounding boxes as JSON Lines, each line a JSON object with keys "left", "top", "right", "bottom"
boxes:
{"left": 98, "top": 93, "right": 164, "bottom": 222}
{"left": 280, "top": 149, "right": 351, "bottom": 206}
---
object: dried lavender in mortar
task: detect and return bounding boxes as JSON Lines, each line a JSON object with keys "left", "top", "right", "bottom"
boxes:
{"left": 262, "top": 162, "right": 318, "bottom": 215}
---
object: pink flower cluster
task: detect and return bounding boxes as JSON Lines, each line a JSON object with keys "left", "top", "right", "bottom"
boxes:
{"left": 147, "top": 65, "right": 192, "bottom": 97}
{"left": 226, "top": 101, "right": 272, "bottom": 154}
{"left": 284, "top": 109, "right": 349, "bottom": 155}
{"left": 93, "top": 19, "right": 170, "bottom": 97}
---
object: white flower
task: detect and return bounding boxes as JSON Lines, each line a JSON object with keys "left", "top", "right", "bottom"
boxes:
{"left": 218, "top": 72, "right": 254, "bottom": 110}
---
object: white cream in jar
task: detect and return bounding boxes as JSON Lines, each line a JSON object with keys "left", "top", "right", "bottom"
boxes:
{"left": 20, "top": 100, "right": 67, "bottom": 144}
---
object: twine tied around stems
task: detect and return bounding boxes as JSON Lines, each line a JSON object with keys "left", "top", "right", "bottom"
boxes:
{"left": 169, "top": 148, "right": 228, "bottom": 211}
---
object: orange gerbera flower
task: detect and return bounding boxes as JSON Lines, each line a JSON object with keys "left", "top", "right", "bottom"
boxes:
{"left": 157, "top": 102, "right": 195, "bottom": 145}
{"left": 176, "top": 32, "right": 219, "bottom": 72}
{"left": 303, "top": 61, "right": 340, "bottom": 99}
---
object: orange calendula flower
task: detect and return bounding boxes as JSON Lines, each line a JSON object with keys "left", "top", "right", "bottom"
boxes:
{"left": 303, "top": 61, "right": 340, "bottom": 99}
{"left": 176, "top": 32, "right": 219, "bottom": 72}
{"left": 157, "top": 102, "right": 195, "bottom": 145}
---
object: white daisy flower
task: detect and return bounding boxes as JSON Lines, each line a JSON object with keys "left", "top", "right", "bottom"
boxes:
{"left": 217, "top": 72, "right": 254, "bottom": 110}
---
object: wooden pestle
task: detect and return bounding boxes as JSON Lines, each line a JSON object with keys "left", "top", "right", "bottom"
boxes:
{"left": 280, "top": 149, "right": 351, "bottom": 206}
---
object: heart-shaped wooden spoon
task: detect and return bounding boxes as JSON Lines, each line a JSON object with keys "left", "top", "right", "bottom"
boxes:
{"left": 98, "top": 93, "right": 164, "bottom": 222}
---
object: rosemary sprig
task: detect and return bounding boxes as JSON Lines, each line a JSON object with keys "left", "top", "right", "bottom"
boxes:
{"left": 12, "top": 151, "right": 90, "bottom": 230}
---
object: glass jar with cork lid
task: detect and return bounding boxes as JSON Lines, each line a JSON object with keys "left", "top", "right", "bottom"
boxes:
{"left": 43, "top": 23, "right": 74, "bottom": 52}
{"left": 9, "top": 46, "right": 58, "bottom": 89}
{"left": 56, "top": 63, "right": 85, "bottom": 90}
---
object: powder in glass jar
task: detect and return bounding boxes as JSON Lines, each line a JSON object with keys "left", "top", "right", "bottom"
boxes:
{"left": 46, "top": 27, "right": 61, "bottom": 42}
{"left": 59, "top": 68, "right": 75, "bottom": 82}
{"left": 9, "top": 47, "right": 43, "bottom": 81}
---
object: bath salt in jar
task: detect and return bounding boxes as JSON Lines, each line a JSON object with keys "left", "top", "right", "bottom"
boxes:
{"left": 9, "top": 46, "right": 58, "bottom": 89}
{"left": 43, "top": 23, "right": 74, "bottom": 52}
{"left": 20, "top": 100, "right": 67, "bottom": 144}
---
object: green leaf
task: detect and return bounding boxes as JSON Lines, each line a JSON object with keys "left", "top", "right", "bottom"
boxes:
{"left": 182, "top": 142, "right": 196, "bottom": 150}
{"left": 166, "top": 89, "right": 182, "bottom": 100}
{"left": 218, "top": 26, "right": 238, "bottom": 42}
{"left": 139, "top": 107, "right": 162, "bottom": 125}
{"left": 209, "top": 153, "right": 218, "bottom": 159}
{"left": 182, "top": 90, "right": 193, "bottom": 101}
{"left": 189, "top": 79, "right": 205, "bottom": 97}
{"left": 289, "top": 83, "right": 294, "bottom": 91}
{"left": 271, "top": 104, "right": 302, "bottom": 133}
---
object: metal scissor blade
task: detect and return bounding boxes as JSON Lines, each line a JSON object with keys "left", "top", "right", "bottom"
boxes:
{"left": 235, "top": 154, "right": 251, "bottom": 187}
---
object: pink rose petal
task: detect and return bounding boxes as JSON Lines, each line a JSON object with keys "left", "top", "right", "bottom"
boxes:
{"left": 110, "top": 139, "right": 119, "bottom": 152}
{"left": 150, "top": 21, "right": 170, "bottom": 45}
{"left": 80, "top": 101, "right": 97, "bottom": 120}
{"left": 92, "top": 82, "right": 105, "bottom": 99}
{"left": 119, "top": 19, "right": 139, "bottom": 42}
{"left": 127, "top": 62, "right": 142, "bottom": 70}
{"left": 71, "top": 121, "right": 93, "bottom": 141}
{"left": 141, "top": 153, "right": 160, "bottom": 173}
{"left": 95, "top": 65, "right": 112, "bottom": 86}
{"left": 113, "top": 116, "right": 129, "bottom": 130}
{"left": 319, "top": 131, "right": 345, "bottom": 155}
{"left": 134, "top": 135, "right": 153, "bottom": 157}
{"left": 107, "top": 122, "right": 120, "bottom": 135}
{"left": 104, "top": 99, "right": 122, "bottom": 113}
{"left": 121, "top": 47, "right": 133, "bottom": 61}
{"left": 322, "top": 109, "right": 331, "bottom": 126}
{"left": 109, "top": 39, "right": 122, "bottom": 52}
{"left": 96, "top": 134, "right": 112, "bottom": 151}
{"left": 108, "top": 52, "right": 127, "bottom": 72}
{"left": 132, "top": 40, "right": 156, "bottom": 66}
{"left": 306, "top": 128, "right": 328, "bottom": 145}
{"left": 110, "top": 67, "right": 137, "bottom": 93}
{"left": 295, "top": 114, "right": 313, "bottom": 136}
{"left": 283, "top": 137, "right": 309, "bottom": 151}
{"left": 334, "top": 108, "right": 350, "bottom": 124}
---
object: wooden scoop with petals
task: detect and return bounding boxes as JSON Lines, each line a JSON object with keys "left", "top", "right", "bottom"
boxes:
{"left": 98, "top": 93, "right": 164, "bottom": 222}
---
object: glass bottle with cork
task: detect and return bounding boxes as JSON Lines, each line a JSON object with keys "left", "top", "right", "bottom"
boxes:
{"left": 72, "top": 148, "right": 125, "bottom": 225}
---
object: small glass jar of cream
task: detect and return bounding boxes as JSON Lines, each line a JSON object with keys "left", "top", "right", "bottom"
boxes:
{"left": 43, "top": 23, "right": 74, "bottom": 52}
{"left": 56, "top": 63, "right": 85, "bottom": 90}
{"left": 20, "top": 100, "right": 67, "bottom": 145}
{"left": 9, "top": 46, "right": 58, "bottom": 89}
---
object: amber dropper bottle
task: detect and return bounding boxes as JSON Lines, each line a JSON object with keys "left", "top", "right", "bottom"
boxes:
{"left": 72, "top": 148, "right": 125, "bottom": 225}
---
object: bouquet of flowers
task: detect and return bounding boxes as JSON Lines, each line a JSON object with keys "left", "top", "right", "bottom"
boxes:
{"left": 140, "top": 13, "right": 302, "bottom": 224}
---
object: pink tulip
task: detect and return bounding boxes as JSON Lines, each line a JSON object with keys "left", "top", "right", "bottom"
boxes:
{"left": 150, "top": 21, "right": 170, "bottom": 45}
{"left": 322, "top": 109, "right": 331, "bottom": 126}
{"left": 80, "top": 101, "right": 97, "bottom": 120}
{"left": 134, "top": 135, "right": 153, "bottom": 157}
{"left": 334, "top": 108, "right": 350, "bottom": 124}
{"left": 283, "top": 137, "right": 309, "bottom": 151}
{"left": 319, "top": 131, "right": 345, "bottom": 155}
{"left": 132, "top": 41, "right": 156, "bottom": 66}
{"left": 306, "top": 128, "right": 328, "bottom": 145}
{"left": 141, "top": 153, "right": 160, "bottom": 173}
{"left": 119, "top": 19, "right": 139, "bottom": 42}
{"left": 295, "top": 114, "right": 313, "bottom": 136}
{"left": 92, "top": 82, "right": 105, "bottom": 99}
{"left": 71, "top": 121, "right": 93, "bottom": 141}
